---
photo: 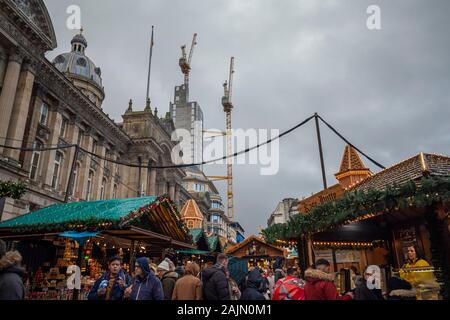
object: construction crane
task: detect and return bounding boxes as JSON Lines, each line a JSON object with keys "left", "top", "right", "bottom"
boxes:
{"left": 179, "top": 33, "right": 198, "bottom": 102}
{"left": 223, "top": 57, "right": 235, "bottom": 222}
{"left": 205, "top": 58, "right": 236, "bottom": 221}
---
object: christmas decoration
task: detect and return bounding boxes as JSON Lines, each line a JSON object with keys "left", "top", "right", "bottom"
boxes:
{"left": 0, "top": 180, "right": 27, "bottom": 199}
{"left": 262, "top": 176, "right": 450, "bottom": 244}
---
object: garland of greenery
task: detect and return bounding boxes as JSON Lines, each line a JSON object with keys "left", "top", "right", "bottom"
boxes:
{"left": 262, "top": 176, "right": 450, "bottom": 244}
{"left": 0, "top": 180, "right": 27, "bottom": 199}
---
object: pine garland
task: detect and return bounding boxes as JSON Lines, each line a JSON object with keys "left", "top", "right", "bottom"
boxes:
{"left": 263, "top": 176, "right": 450, "bottom": 243}
{"left": 0, "top": 180, "right": 27, "bottom": 199}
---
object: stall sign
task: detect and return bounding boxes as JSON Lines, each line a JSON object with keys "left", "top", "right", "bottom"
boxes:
{"left": 335, "top": 250, "right": 361, "bottom": 263}
{"left": 314, "top": 249, "right": 333, "bottom": 262}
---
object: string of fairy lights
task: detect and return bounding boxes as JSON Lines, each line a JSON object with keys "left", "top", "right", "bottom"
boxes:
{"left": 274, "top": 239, "right": 385, "bottom": 249}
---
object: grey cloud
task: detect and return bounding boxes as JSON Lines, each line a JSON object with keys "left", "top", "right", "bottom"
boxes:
{"left": 44, "top": 0, "right": 450, "bottom": 234}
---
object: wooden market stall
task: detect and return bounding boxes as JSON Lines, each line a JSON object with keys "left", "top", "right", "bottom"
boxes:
{"left": 225, "top": 235, "right": 287, "bottom": 270}
{"left": 0, "top": 196, "right": 195, "bottom": 300}
{"left": 264, "top": 152, "right": 450, "bottom": 300}
{"left": 175, "top": 228, "right": 222, "bottom": 267}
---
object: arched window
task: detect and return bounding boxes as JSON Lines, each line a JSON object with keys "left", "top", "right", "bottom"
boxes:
{"left": 86, "top": 170, "right": 94, "bottom": 201}
{"left": 188, "top": 221, "right": 194, "bottom": 229}
{"left": 100, "top": 178, "right": 107, "bottom": 200}
{"left": 112, "top": 184, "right": 118, "bottom": 199}
{"left": 51, "top": 152, "right": 63, "bottom": 189}
{"left": 76, "top": 57, "right": 87, "bottom": 67}
{"left": 71, "top": 162, "right": 80, "bottom": 197}
{"left": 30, "top": 140, "right": 43, "bottom": 180}
{"left": 39, "top": 103, "right": 49, "bottom": 125}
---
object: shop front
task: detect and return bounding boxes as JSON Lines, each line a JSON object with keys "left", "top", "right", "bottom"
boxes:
{"left": 225, "top": 235, "right": 286, "bottom": 270}
{"left": 263, "top": 152, "right": 450, "bottom": 300}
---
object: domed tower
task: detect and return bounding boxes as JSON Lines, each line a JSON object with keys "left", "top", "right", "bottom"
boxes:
{"left": 52, "top": 30, "right": 105, "bottom": 108}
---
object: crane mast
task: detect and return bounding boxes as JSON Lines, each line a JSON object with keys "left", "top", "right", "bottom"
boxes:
{"left": 222, "top": 57, "right": 235, "bottom": 222}
{"left": 179, "top": 33, "right": 198, "bottom": 102}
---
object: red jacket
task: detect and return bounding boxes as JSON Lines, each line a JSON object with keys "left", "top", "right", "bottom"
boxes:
{"left": 304, "top": 269, "right": 352, "bottom": 301}
{"left": 272, "top": 275, "right": 305, "bottom": 300}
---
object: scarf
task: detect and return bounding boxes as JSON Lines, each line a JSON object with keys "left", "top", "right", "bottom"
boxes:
{"left": 105, "top": 273, "right": 119, "bottom": 300}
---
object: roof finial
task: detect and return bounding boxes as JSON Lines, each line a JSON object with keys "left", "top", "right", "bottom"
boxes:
{"left": 145, "top": 97, "right": 151, "bottom": 111}
{"left": 127, "top": 99, "right": 133, "bottom": 112}
{"left": 80, "top": 26, "right": 84, "bottom": 34}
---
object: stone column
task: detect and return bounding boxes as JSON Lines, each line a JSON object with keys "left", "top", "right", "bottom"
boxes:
{"left": 76, "top": 131, "right": 93, "bottom": 200}
{"left": 0, "top": 48, "right": 7, "bottom": 88}
{"left": 139, "top": 158, "right": 149, "bottom": 196}
{"left": 92, "top": 139, "right": 106, "bottom": 200}
{"left": 59, "top": 114, "right": 80, "bottom": 198}
{"left": 4, "top": 60, "right": 37, "bottom": 161}
{"left": 148, "top": 160, "right": 157, "bottom": 196}
{"left": 41, "top": 105, "right": 63, "bottom": 189}
{"left": 174, "top": 184, "right": 181, "bottom": 204}
{"left": 169, "top": 182, "right": 176, "bottom": 201}
{"left": 0, "top": 49, "right": 23, "bottom": 148}
{"left": 21, "top": 90, "right": 44, "bottom": 174}
{"left": 106, "top": 150, "right": 118, "bottom": 199}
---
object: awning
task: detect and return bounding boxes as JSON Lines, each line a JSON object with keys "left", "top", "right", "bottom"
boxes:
{"left": 0, "top": 196, "right": 193, "bottom": 247}
{"left": 176, "top": 249, "right": 213, "bottom": 255}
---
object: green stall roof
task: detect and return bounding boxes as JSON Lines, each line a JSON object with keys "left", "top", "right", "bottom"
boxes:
{"left": 0, "top": 197, "right": 158, "bottom": 229}
{"left": 189, "top": 228, "right": 205, "bottom": 243}
{"left": 207, "top": 235, "right": 222, "bottom": 253}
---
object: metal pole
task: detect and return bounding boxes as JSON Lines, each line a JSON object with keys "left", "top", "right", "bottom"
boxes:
{"left": 146, "top": 26, "right": 154, "bottom": 105}
{"left": 314, "top": 113, "right": 328, "bottom": 189}
{"left": 65, "top": 145, "right": 80, "bottom": 203}
{"left": 129, "top": 240, "right": 136, "bottom": 274}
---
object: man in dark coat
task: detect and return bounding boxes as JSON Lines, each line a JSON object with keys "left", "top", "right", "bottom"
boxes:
{"left": 157, "top": 258, "right": 178, "bottom": 300}
{"left": 0, "top": 240, "right": 25, "bottom": 300}
{"left": 354, "top": 268, "right": 384, "bottom": 300}
{"left": 125, "top": 257, "right": 164, "bottom": 300}
{"left": 201, "top": 253, "right": 230, "bottom": 300}
{"left": 240, "top": 268, "right": 266, "bottom": 300}
{"left": 88, "top": 256, "right": 128, "bottom": 300}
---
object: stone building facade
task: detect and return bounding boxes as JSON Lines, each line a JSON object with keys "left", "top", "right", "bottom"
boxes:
{"left": 0, "top": 0, "right": 190, "bottom": 221}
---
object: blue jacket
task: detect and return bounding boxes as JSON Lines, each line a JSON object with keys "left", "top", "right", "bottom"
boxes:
{"left": 129, "top": 257, "right": 164, "bottom": 301}
{"left": 88, "top": 269, "right": 128, "bottom": 300}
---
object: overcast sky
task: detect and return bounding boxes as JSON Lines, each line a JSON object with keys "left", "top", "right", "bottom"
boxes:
{"left": 44, "top": 0, "right": 450, "bottom": 235}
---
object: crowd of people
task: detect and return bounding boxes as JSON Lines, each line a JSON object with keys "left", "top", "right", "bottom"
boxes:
{"left": 0, "top": 239, "right": 437, "bottom": 301}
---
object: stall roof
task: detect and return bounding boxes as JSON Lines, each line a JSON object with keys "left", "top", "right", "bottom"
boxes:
{"left": 0, "top": 196, "right": 191, "bottom": 243}
{"left": 225, "top": 235, "right": 286, "bottom": 257}
{"left": 351, "top": 153, "right": 450, "bottom": 192}
{"left": 207, "top": 235, "right": 223, "bottom": 253}
{"left": 189, "top": 228, "right": 205, "bottom": 243}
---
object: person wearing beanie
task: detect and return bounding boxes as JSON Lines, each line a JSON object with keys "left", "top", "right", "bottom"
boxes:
{"left": 0, "top": 240, "right": 26, "bottom": 300}
{"left": 157, "top": 258, "right": 178, "bottom": 300}
{"left": 125, "top": 257, "right": 163, "bottom": 300}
